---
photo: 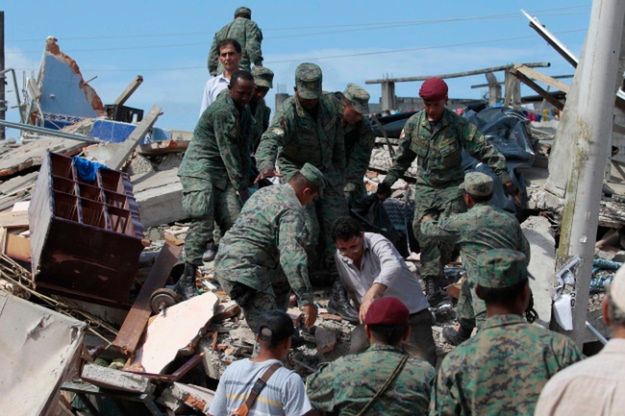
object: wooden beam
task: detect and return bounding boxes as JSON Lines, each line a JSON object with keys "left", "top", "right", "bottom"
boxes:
{"left": 514, "top": 65, "right": 570, "bottom": 93}
{"left": 508, "top": 67, "right": 564, "bottom": 110}
{"left": 0, "top": 210, "right": 29, "bottom": 228}
{"left": 113, "top": 75, "right": 144, "bottom": 107}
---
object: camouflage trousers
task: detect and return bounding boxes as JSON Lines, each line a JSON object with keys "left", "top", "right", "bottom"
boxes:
{"left": 457, "top": 278, "right": 486, "bottom": 328}
{"left": 411, "top": 183, "right": 466, "bottom": 282}
{"left": 216, "top": 273, "right": 291, "bottom": 334}
{"left": 303, "top": 183, "right": 349, "bottom": 275}
{"left": 180, "top": 176, "right": 241, "bottom": 266}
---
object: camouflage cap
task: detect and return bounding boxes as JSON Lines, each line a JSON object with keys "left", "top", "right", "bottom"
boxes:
{"left": 343, "top": 83, "right": 370, "bottom": 114}
{"left": 299, "top": 162, "right": 327, "bottom": 194}
{"left": 295, "top": 63, "right": 322, "bottom": 99}
{"left": 459, "top": 171, "right": 494, "bottom": 197}
{"left": 234, "top": 6, "right": 251, "bottom": 18}
{"left": 475, "top": 249, "right": 529, "bottom": 289}
{"left": 252, "top": 66, "right": 274, "bottom": 89}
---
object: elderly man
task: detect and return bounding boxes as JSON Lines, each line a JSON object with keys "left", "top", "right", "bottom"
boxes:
{"left": 535, "top": 265, "right": 625, "bottom": 416}
{"left": 307, "top": 297, "right": 435, "bottom": 415}
{"left": 377, "top": 77, "right": 514, "bottom": 305}
{"left": 200, "top": 38, "right": 243, "bottom": 114}
{"left": 332, "top": 216, "right": 436, "bottom": 365}
{"left": 208, "top": 310, "right": 312, "bottom": 416}
{"left": 215, "top": 163, "right": 326, "bottom": 332}
{"left": 208, "top": 6, "right": 263, "bottom": 75}
{"left": 421, "top": 171, "right": 530, "bottom": 344}
{"left": 431, "top": 249, "right": 582, "bottom": 416}
{"left": 175, "top": 70, "right": 255, "bottom": 299}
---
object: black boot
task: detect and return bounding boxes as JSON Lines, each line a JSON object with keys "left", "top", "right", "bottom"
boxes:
{"left": 425, "top": 277, "right": 446, "bottom": 306}
{"left": 202, "top": 241, "right": 217, "bottom": 262}
{"left": 174, "top": 262, "right": 198, "bottom": 300}
{"left": 442, "top": 319, "right": 474, "bottom": 346}
{"left": 327, "top": 279, "right": 359, "bottom": 324}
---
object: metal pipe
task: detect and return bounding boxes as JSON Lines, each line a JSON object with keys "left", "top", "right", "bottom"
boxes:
{"left": 0, "top": 118, "right": 100, "bottom": 143}
{"left": 585, "top": 321, "right": 608, "bottom": 345}
{"left": 0, "top": 68, "right": 25, "bottom": 123}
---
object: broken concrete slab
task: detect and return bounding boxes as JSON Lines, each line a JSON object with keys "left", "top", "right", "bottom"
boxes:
{"left": 131, "top": 168, "right": 184, "bottom": 227}
{"left": 315, "top": 326, "right": 338, "bottom": 354}
{"left": 81, "top": 364, "right": 154, "bottom": 394}
{"left": 0, "top": 291, "right": 86, "bottom": 415}
{"left": 158, "top": 382, "right": 215, "bottom": 413}
{"left": 126, "top": 291, "right": 218, "bottom": 374}
{"left": 522, "top": 215, "right": 555, "bottom": 325}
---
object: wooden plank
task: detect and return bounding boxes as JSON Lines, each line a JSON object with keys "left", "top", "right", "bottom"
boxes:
{"left": 0, "top": 210, "right": 29, "bottom": 228}
{"left": 111, "top": 106, "right": 162, "bottom": 170}
{"left": 5, "top": 232, "right": 31, "bottom": 263}
{"left": 111, "top": 242, "right": 182, "bottom": 356}
{"left": 509, "top": 67, "right": 564, "bottom": 110}
{"left": 514, "top": 65, "right": 570, "bottom": 93}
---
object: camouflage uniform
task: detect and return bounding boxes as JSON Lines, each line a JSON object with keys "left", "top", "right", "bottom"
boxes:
{"left": 382, "top": 108, "right": 510, "bottom": 288}
{"left": 178, "top": 91, "right": 252, "bottom": 266}
{"left": 256, "top": 64, "right": 346, "bottom": 270}
{"left": 421, "top": 205, "right": 529, "bottom": 325}
{"left": 214, "top": 165, "right": 325, "bottom": 332}
{"left": 333, "top": 85, "right": 375, "bottom": 203}
{"left": 430, "top": 250, "right": 583, "bottom": 416}
{"left": 306, "top": 344, "right": 435, "bottom": 415}
{"left": 208, "top": 12, "right": 263, "bottom": 75}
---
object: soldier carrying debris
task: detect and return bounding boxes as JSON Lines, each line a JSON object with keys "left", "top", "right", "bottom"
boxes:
{"left": 208, "top": 6, "right": 264, "bottom": 76}
{"left": 175, "top": 70, "right": 255, "bottom": 300}
{"left": 214, "top": 163, "right": 326, "bottom": 333}
{"left": 420, "top": 171, "right": 530, "bottom": 344}
{"left": 377, "top": 77, "right": 517, "bottom": 306}
{"left": 306, "top": 297, "right": 435, "bottom": 415}
{"left": 255, "top": 63, "right": 353, "bottom": 319}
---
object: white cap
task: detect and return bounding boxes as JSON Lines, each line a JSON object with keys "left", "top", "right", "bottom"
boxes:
{"left": 611, "top": 264, "right": 625, "bottom": 312}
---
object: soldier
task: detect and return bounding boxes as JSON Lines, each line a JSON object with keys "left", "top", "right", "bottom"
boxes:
{"left": 200, "top": 38, "right": 242, "bottom": 115}
{"left": 420, "top": 171, "right": 530, "bottom": 344}
{"left": 250, "top": 66, "right": 274, "bottom": 152}
{"left": 208, "top": 6, "right": 263, "bottom": 75}
{"left": 255, "top": 63, "right": 349, "bottom": 314}
{"left": 332, "top": 84, "right": 375, "bottom": 205}
{"left": 306, "top": 297, "right": 435, "bottom": 415}
{"left": 175, "top": 70, "right": 255, "bottom": 299}
{"left": 430, "top": 249, "right": 582, "bottom": 416}
{"left": 377, "top": 77, "right": 516, "bottom": 305}
{"left": 214, "top": 163, "right": 326, "bottom": 332}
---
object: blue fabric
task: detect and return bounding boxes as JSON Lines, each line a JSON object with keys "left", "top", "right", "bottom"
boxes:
{"left": 73, "top": 156, "right": 107, "bottom": 182}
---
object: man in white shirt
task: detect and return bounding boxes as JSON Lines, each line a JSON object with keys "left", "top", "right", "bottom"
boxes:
{"left": 207, "top": 310, "right": 313, "bottom": 416}
{"left": 200, "top": 38, "right": 243, "bottom": 116}
{"left": 332, "top": 216, "right": 436, "bottom": 366}
{"left": 535, "top": 264, "right": 625, "bottom": 416}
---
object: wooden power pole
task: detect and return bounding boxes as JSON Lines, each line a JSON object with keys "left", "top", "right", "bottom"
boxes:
{"left": 0, "top": 11, "right": 5, "bottom": 140}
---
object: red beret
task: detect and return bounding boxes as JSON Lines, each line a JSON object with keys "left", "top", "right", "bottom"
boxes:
{"left": 419, "top": 77, "right": 448, "bottom": 101}
{"left": 364, "top": 297, "right": 409, "bottom": 325}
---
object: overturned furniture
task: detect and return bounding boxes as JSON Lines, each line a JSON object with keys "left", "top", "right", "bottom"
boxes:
{"left": 29, "top": 151, "right": 144, "bottom": 305}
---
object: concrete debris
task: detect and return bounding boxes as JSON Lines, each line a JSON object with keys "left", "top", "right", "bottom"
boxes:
{"left": 131, "top": 167, "right": 184, "bottom": 227}
{"left": 158, "top": 382, "right": 215, "bottom": 413}
{"left": 81, "top": 364, "right": 154, "bottom": 394}
{"left": 315, "top": 326, "right": 338, "bottom": 354}
{"left": 0, "top": 292, "right": 86, "bottom": 415}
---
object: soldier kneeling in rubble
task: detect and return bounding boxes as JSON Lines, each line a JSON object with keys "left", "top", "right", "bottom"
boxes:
{"left": 306, "top": 297, "right": 435, "bottom": 415}
{"left": 214, "top": 163, "right": 326, "bottom": 333}
{"left": 208, "top": 310, "right": 313, "bottom": 416}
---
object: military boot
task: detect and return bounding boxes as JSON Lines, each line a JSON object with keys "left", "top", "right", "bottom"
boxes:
{"left": 174, "top": 262, "right": 198, "bottom": 300}
{"left": 442, "top": 319, "right": 474, "bottom": 346}
{"left": 202, "top": 240, "right": 217, "bottom": 262}
{"left": 425, "top": 277, "right": 446, "bottom": 306}
{"left": 327, "top": 279, "right": 359, "bottom": 324}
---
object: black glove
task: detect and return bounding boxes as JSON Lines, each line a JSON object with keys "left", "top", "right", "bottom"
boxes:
{"left": 376, "top": 182, "right": 392, "bottom": 199}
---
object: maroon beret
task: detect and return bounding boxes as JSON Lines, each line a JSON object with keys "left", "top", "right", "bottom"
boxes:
{"left": 419, "top": 77, "right": 448, "bottom": 101}
{"left": 364, "top": 297, "right": 409, "bottom": 326}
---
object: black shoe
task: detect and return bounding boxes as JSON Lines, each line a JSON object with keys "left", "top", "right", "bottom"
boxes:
{"left": 202, "top": 241, "right": 217, "bottom": 262}
{"left": 174, "top": 263, "right": 198, "bottom": 300}
{"left": 327, "top": 280, "right": 359, "bottom": 324}
{"left": 442, "top": 319, "right": 474, "bottom": 346}
{"left": 425, "top": 277, "right": 447, "bottom": 306}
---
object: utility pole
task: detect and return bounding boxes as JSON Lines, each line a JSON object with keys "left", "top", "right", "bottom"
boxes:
{"left": 556, "top": 0, "right": 625, "bottom": 346}
{"left": 0, "top": 11, "right": 5, "bottom": 140}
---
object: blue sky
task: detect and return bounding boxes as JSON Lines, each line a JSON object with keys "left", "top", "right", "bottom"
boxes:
{"left": 3, "top": 1, "right": 590, "bottom": 133}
